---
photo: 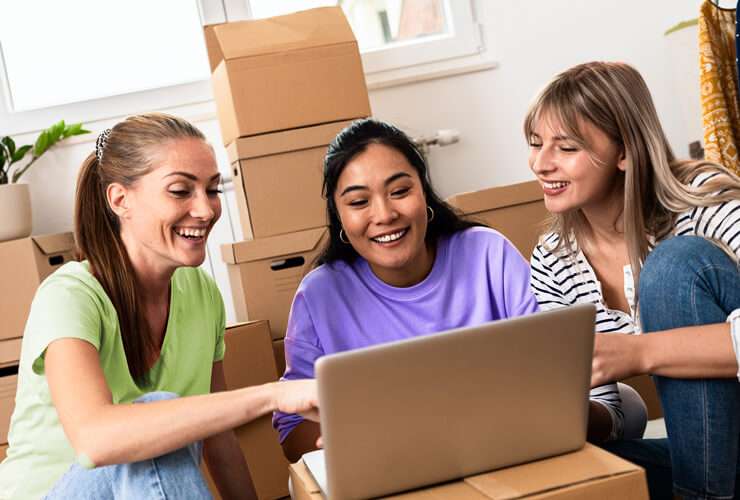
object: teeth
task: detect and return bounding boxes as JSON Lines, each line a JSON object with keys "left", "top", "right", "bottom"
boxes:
{"left": 175, "top": 227, "right": 206, "bottom": 238}
{"left": 544, "top": 181, "right": 569, "bottom": 189}
{"left": 372, "top": 230, "right": 406, "bottom": 243}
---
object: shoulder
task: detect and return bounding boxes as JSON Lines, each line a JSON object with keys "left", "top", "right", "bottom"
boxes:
{"left": 446, "top": 226, "right": 513, "bottom": 252}
{"left": 688, "top": 170, "right": 723, "bottom": 188}
{"left": 531, "top": 232, "right": 575, "bottom": 270}
{"left": 36, "top": 260, "right": 107, "bottom": 305}
{"left": 173, "top": 266, "right": 219, "bottom": 293}
{"left": 172, "top": 266, "right": 223, "bottom": 312}
{"left": 298, "top": 260, "right": 355, "bottom": 295}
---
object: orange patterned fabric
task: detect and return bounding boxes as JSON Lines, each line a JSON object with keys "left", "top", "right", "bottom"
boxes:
{"left": 699, "top": 0, "right": 740, "bottom": 175}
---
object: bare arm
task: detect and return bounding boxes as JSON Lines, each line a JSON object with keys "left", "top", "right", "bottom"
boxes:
{"left": 281, "top": 420, "right": 321, "bottom": 463}
{"left": 592, "top": 323, "right": 737, "bottom": 387}
{"left": 203, "top": 362, "right": 255, "bottom": 500}
{"left": 46, "top": 338, "right": 317, "bottom": 467}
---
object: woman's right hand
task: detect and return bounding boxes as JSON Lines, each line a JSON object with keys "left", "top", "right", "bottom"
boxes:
{"left": 272, "top": 379, "right": 319, "bottom": 422}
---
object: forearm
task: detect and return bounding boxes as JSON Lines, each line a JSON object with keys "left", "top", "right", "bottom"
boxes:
{"left": 204, "top": 430, "right": 255, "bottom": 500}
{"left": 76, "top": 384, "right": 276, "bottom": 467}
{"left": 640, "top": 323, "right": 737, "bottom": 378}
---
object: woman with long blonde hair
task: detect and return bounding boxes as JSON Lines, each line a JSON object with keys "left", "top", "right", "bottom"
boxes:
{"left": 0, "top": 113, "right": 318, "bottom": 499}
{"left": 525, "top": 62, "right": 740, "bottom": 499}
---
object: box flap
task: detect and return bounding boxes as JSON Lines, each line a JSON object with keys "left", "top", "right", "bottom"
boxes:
{"left": 446, "top": 181, "right": 543, "bottom": 215}
{"left": 221, "top": 227, "right": 328, "bottom": 264}
{"left": 227, "top": 120, "right": 354, "bottom": 163}
{"left": 31, "top": 232, "right": 75, "bottom": 255}
{"left": 291, "top": 460, "right": 322, "bottom": 496}
{"left": 213, "top": 7, "right": 356, "bottom": 61}
{"left": 464, "top": 444, "right": 641, "bottom": 499}
{"left": 203, "top": 23, "right": 225, "bottom": 72}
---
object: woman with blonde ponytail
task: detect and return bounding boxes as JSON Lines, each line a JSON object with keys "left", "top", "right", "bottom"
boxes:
{"left": 525, "top": 62, "right": 740, "bottom": 499}
{"left": 0, "top": 113, "right": 318, "bottom": 500}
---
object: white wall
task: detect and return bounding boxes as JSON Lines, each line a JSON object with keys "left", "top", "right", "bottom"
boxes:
{"left": 5, "top": 0, "right": 708, "bottom": 321}
{"left": 372, "top": 0, "right": 704, "bottom": 197}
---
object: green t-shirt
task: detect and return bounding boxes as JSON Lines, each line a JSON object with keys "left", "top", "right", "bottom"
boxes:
{"left": 0, "top": 261, "right": 225, "bottom": 499}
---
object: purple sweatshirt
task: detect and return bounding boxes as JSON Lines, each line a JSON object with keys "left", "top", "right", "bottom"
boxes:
{"left": 273, "top": 227, "right": 539, "bottom": 441}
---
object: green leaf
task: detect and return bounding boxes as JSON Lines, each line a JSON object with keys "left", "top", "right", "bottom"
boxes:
{"left": 48, "top": 120, "right": 65, "bottom": 144}
{"left": 664, "top": 18, "right": 698, "bottom": 36}
{"left": 62, "top": 122, "right": 89, "bottom": 138}
{"left": 1, "top": 136, "right": 15, "bottom": 157}
{"left": 11, "top": 144, "right": 32, "bottom": 163}
{"left": 34, "top": 130, "right": 51, "bottom": 157}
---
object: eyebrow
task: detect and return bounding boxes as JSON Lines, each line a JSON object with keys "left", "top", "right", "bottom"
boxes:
{"left": 529, "top": 133, "right": 572, "bottom": 142}
{"left": 164, "top": 171, "right": 221, "bottom": 182}
{"left": 339, "top": 172, "right": 412, "bottom": 197}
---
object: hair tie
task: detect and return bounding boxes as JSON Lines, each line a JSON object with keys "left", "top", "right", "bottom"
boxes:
{"left": 95, "top": 129, "right": 112, "bottom": 163}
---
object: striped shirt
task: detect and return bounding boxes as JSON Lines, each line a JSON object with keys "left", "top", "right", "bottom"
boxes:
{"left": 530, "top": 172, "right": 740, "bottom": 440}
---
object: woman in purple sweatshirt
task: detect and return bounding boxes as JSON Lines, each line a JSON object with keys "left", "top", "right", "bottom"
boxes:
{"left": 274, "top": 119, "right": 540, "bottom": 461}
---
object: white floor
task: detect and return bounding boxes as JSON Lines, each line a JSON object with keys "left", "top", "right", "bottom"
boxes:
{"left": 644, "top": 418, "right": 667, "bottom": 439}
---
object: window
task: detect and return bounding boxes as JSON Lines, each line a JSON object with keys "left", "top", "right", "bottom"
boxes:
{"left": 0, "top": 0, "right": 224, "bottom": 135}
{"left": 247, "top": 0, "right": 485, "bottom": 76}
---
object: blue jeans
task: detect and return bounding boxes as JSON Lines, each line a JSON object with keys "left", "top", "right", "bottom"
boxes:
{"left": 605, "top": 236, "right": 740, "bottom": 500}
{"left": 44, "top": 392, "right": 213, "bottom": 499}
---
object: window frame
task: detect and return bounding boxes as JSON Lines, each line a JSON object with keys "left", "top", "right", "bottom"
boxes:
{"left": 0, "top": 0, "right": 490, "bottom": 136}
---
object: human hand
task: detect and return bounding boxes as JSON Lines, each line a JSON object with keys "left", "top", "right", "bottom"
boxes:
{"left": 272, "top": 379, "right": 320, "bottom": 422}
{"left": 591, "top": 332, "right": 645, "bottom": 387}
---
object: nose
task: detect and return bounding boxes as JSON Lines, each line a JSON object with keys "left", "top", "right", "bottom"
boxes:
{"left": 190, "top": 190, "right": 218, "bottom": 221}
{"left": 372, "top": 197, "right": 398, "bottom": 225}
{"left": 530, "top": 146, "right": 556, "bottom": 175}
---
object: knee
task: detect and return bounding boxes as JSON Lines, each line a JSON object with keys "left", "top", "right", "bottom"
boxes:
{"left": 133, "top": 391, "right": 180, "bottom": 403}
{"left": 639, "top": 236, "right": 728, "bottom": 302}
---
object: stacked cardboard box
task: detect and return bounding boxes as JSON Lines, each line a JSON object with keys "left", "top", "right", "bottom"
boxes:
{"left": 202, "top": 321, "right": 288, "bottom": 499}
{"left": 206, "top": 7, "right": 371, "bottom": 359}
{"left": 0, "top": 233, "right": 77, "bottom": 366}
{"left": 0, "top": 232, "right": 77, "bottom": 462}
{"left": 205, "top": 7, "right": 371, "bottom": 498}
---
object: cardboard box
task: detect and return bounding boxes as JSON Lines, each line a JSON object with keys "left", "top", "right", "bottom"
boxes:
{"left": 0, "top": 444, "right": 6, "bottom": 461}
{"left": 203, "top": 321, "right": 288, "bottom": 499}
{"left": 226, "top": 120, "right": 352, "bottom": 239}
{"left": 222, "top": 227, "right": 329, "bottom": 340}
{"left": 273, "top": 339, "right": 286, "bottom": 379}
{"left": 0, "top": 233, "right": 76, "bottom": 348}
{"left": 0, "top": 372, "right": 18, "bottom": 445}
{"left": 446, "top": 181, "right": 548, "bottom": 259}
{"left": 207, "top": 7, "right": 371, "bottom": 146}
{"left": 289, "top": 444, "right": 648, "bottom": 500}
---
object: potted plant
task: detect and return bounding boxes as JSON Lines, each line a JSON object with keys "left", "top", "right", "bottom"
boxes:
{"left": 0, "top": 120, "right": 89, "bottom": 241}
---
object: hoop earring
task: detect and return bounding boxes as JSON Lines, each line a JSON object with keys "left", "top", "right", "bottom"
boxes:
{"left": 339, "top": 229, "right": 350, "bottom": 244}
{"left": 427, "top": 206, "right": 435, "bottom": 222}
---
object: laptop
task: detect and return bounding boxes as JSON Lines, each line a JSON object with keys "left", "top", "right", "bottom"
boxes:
{"left": 304, "top": 304, "right": 596, "bottom": 499}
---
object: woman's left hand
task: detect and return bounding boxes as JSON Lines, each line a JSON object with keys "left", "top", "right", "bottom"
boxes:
{"left": 591, "top": 332, "right": 646, "bottom": 387}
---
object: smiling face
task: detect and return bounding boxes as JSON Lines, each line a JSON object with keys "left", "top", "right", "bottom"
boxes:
{"left": 334, "top": 143, "right": 433, "bottom": 287}
{"left": 108, "top": 137, "right": 222, "bottom": 275}
{"left": 528, "top": 112, "right": 626, "bottom": 216}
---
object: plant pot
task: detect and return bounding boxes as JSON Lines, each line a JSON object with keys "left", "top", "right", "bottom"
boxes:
{"left": 0, "top": 183, "right": 32, "bottom": 242}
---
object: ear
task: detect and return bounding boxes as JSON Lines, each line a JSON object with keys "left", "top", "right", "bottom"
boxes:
{"left": 106, "top": 182, "right": 130, "bottom": 218}
{"left": 616, "top": 148, "right": 627, "bottom": 172}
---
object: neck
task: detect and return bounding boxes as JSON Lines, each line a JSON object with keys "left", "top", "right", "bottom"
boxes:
{"left": 580, "top": 186, "right": 626, "bottom": 247}
{"left": 119, "top": 230, "right": 174, "bottom": 304}
{"left": 371, "top": 241, "right": 436, "bottom": 288}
